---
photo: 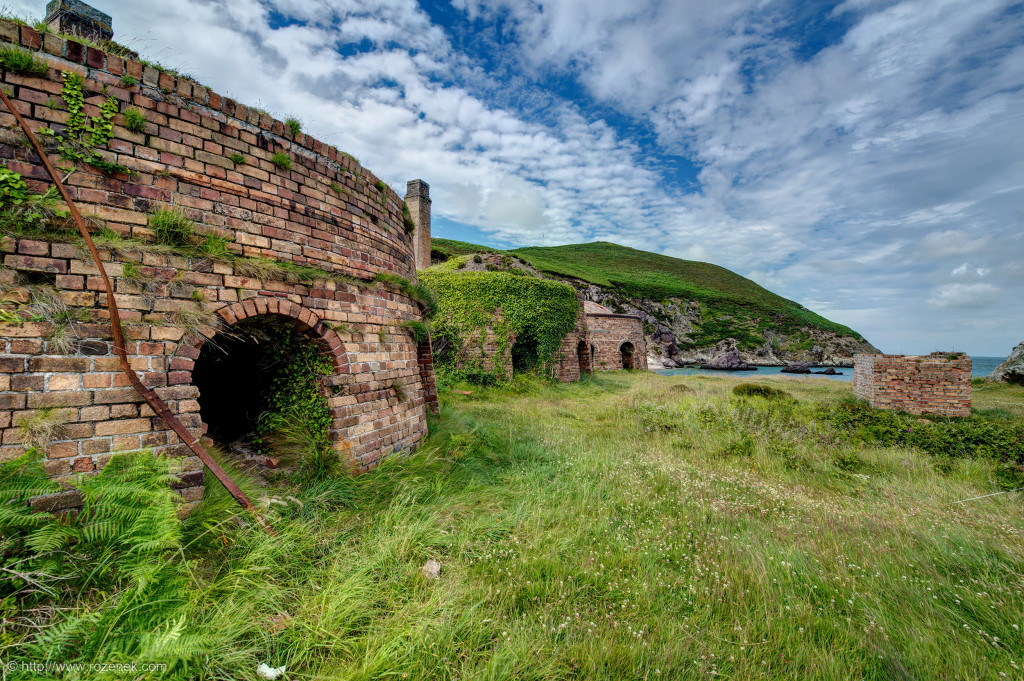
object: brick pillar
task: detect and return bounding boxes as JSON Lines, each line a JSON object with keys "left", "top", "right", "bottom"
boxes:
{"left": 45, "top": 0, "right": 113, "bottom": 43}
{"left": 405, "top": 179, "right": 431, "bottom": 271}
{"left": 417, "top": 338, "right": 439, "bottom": 415}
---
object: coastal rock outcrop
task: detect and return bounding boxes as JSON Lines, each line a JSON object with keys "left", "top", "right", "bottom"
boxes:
{"left": 781, "top": 362, "right": 812, "bottom": 374}
{"left": 700, "top": 339, "right": 757, "bottom": 371}
{"left": 572, "top": 285, "right": 879, "bottom": 369}
{"left": 988, "top": 342, "right": 1024, "bottom": 385}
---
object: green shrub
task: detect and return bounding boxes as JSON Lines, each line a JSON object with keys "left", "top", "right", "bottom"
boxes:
{"left": 402, "top": 201, "right": 416, "bottom": 232}
{"left": 720, "top": 434, "right": 755, "bottom": 457}
{"left": 819, "top": 403, "right": 1024, "bottom": 487}
{"left": 0, "top": 450, "right": 189, "bottom": 666}
{"left": 149, "top": 207, "right": 195, "bottom": 247}
{"left": 401, "top": 319, "right": 430, "bottom": 343}
{"left": 733, "top": 383, "right": 793, "bottom": 401}
{"left": 271, "top": 152, "right": 292, "bottom": 171}
{"left": 0, "top": 46, "right": 48, "bottom": 77}
{"left": 250, "top": 324, "right": 334, "bottom": 484}
{"left": 122, "top": 106, "right": 147, "bottom": 133}
{"left": 418, "top": 267, "right": 579, "bottom": 383}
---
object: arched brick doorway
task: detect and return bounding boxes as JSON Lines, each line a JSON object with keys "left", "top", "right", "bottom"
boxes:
{"left": 171, "top": 298, "right": 350, "bottom": 457}
{"left": 577, "top": 339, "right": 592, "bottom": 374}
{"left": 620, "top": 341, "right": 635, "bottom": 370}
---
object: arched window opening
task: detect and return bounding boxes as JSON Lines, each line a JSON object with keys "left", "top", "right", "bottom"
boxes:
{"left": 620, "top": 341, "right": 635, "bottom": 370}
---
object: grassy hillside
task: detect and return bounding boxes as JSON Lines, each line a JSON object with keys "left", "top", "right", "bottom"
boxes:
{"left": 432, "top": 239, "right": 863, "bottom": 347}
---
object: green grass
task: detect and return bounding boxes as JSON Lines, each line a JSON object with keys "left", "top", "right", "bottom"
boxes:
{"left": 271, "top": 151, "right": 293, "bottom": 171}
{"left": 122, "top": 106, "right": 147, "bottom": 133}
{"left": 432, "top": 237, "right": 502, "bottom": 259}
{"left": 0, "top": 45, "right": 48, "bottom": 78}
{"left": 5, "top": 375, "right": 1022, "bottom": 679}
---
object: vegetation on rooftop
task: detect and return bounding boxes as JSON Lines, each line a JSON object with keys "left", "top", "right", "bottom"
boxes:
{"left": 419, "top": 257, "right": 580, "bottom": 385}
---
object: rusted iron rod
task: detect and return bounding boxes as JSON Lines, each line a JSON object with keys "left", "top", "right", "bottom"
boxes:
{"left": 0, "top": 85, "right": 273, "bottom": 533}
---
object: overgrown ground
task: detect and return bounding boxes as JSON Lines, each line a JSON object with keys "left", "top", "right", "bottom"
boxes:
{"left": 5, "top": 374, "right": 1024, "bottom": 680}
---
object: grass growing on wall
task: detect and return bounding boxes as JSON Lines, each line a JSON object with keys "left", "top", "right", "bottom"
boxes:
{"left": 419, "top": 258, "right": 580, "bottom": 383}
{"left": 2, "top": 375, "right": 1022, "bottom": 679}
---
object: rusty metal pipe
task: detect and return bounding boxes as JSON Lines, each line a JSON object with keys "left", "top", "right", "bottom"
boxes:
{"left": 0, "top": 85, "right": 273, "bottom": 534}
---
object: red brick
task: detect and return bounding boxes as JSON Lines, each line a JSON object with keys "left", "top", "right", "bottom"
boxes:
{"left": 72, "top": 457, "right": 95, "bottom": 473}
{"left": 3, "top": 255, "right": 68, "bottom": 274}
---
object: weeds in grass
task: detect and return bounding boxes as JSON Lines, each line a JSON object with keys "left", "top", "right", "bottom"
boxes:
{"left": 14, "top": 407, "right": 68, "bottom": 452}
{"left": 122, "top": 106, "right": 147, "bottom": 133}
{"left": 149, "top": 207, "right": 194, "bottom": 247}
{"left": 2, "top": 375, "right": 1024, "bottom": 678}
{"left": 0, "top": 46, "right": 48, "bottom": 77}
{"left": 271, "top": 152, "right": 292, "bottom": 171}
{"left": 733, "top": 383, "right": 794, "bottom": 401}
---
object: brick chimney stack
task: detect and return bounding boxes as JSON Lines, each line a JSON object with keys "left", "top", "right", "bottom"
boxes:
{"left": 405, "top": 179, "right": 431, "bottom": 270}
{"left": 45, "top": 0, "right": 113, "bottom": 44}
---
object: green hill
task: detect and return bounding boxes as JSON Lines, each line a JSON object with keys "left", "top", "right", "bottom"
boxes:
{"left": 431, "top": 239, "right": 865, "bottom": 353}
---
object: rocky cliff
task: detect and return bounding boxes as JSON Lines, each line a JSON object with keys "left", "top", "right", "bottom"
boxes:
{"left": 574, "top": 284, "right": 879, "bottom": 368}
{"left": 987, "top": 342, "right": 1024, "bottom": 385}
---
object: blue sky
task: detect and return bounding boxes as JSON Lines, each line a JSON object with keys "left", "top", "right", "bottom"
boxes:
{"left": 14, "top": 0, "right": 1024, "bottom": 355}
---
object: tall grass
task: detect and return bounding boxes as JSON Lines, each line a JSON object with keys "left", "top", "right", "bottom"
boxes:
{"left": 3, "top": 374, "right": 1022, "bottom": 679}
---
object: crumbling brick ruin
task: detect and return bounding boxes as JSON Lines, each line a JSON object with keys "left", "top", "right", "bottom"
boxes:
{"left": 453, "top": 299, "right": 648, "bottom": 382}
{"left": 853, "top": 353, "right": 971, "bottom": 417}
{"left": 0, "top": 20, "right": 439, "bottom": 511}
{"left": 583, "top": 302, "right": 648, "bottom": 372}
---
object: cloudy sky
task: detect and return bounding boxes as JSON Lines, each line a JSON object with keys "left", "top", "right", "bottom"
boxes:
{"left": 12, "top": 0, "right": 1023, "bottom": 355}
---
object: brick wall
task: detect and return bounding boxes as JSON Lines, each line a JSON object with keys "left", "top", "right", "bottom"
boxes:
{"left": 0, "top": 24, "right": 435, "bottom": 511}
{"left": 0, "top": 20, "right": 414, "bottom": 280}
{"left": 853, "top": 353, "right": 971, "bottom": 417}
{"left": 587, "top": 313, "right": 648, "bottom": 371}
{"left": 453, "top": 308, "right": 514, "bottom": 380}
{"left": 553, "top": 300, "right": 589, "bottom": 382}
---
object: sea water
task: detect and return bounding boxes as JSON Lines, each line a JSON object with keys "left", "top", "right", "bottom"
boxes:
{"left": 654, "top": 356, "right": 1004, "bottom": 382}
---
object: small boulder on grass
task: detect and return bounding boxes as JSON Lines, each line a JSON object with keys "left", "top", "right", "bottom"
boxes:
{"left": 421, "top": 559, "right": 441, "bottom": 580}
{"left": 732, "top": 383, "right": 794, "bottom": 401}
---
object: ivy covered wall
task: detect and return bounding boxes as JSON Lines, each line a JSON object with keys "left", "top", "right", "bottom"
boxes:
{"left": 419, "top": 258, "right": 580, "bottom": 383}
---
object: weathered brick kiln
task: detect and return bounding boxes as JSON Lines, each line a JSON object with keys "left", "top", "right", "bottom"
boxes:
{"left": 0, "top": 21, "right": 438, "bottom": 511}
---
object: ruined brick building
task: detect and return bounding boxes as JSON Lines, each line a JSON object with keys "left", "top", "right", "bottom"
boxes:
{"left": 0, "top": 16, "right": 438, "bottom": 510}
{"left": 853, "top": 353, "right": 971, "bottom": 417}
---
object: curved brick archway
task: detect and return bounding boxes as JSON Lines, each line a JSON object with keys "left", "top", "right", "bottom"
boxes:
{"left": 177, "top": 298, "right": 346, "bottom": 370}
{"left": 170, "top": 297, "right": 350, "bottom": 456}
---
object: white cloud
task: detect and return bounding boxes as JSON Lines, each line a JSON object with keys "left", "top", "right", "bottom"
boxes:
{"left": 4, "top": 0, "right": 1020, "bottom": 354}
{"left": 927, "top": 282, "right": 999, "bottom": 309}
